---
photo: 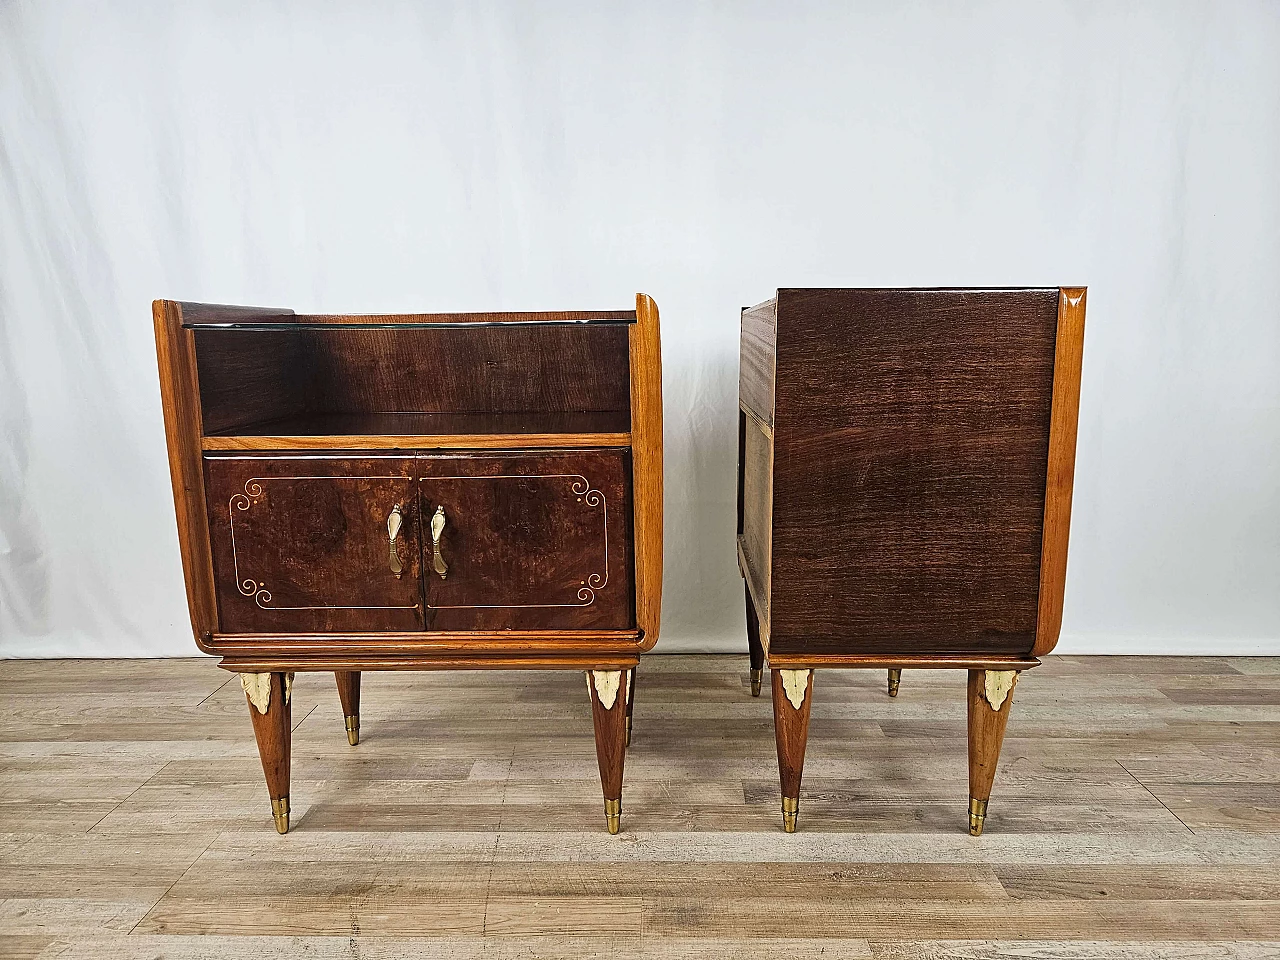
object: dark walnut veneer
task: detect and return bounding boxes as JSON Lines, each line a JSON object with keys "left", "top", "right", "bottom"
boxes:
{"left": 155, "top": 297, "right": 662, "bottom": 834}
{"left": 738, "top": 287, "right": 1086, "bottom": 835}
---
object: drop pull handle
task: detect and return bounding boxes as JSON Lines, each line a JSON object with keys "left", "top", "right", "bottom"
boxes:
{"left": 387, "top": 504, "right": 404, "bottom": 579}
{"left": 430, "top": 505, "right": 448, "bottom": 580}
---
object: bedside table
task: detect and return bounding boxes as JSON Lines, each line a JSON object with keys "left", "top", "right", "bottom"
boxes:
{"left": 738, "top": 287, "right": 1086, "bottom": 834}
{"left": 155, "top": 295, "right": 662, "bottom": 834}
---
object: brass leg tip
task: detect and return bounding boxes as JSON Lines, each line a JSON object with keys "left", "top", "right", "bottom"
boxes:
{"left": 782, "top": 796, "right": 799, "bottom": 833}
{"left": 968, "top": 797, "right": 988, "bottom": 837}
{"left": 625, "top": 716, "right": 633, "bottom": 747}
{"left": 887, "top": 668, "right": 901, "bottom": 697}
{"left": 345, "top": 715, "right": 360, "bottom": 746}
{"left": 271, "top": 796, "right": 290, "bottom": 834}
{"left": 604, "top": 798, "right": 621, "bottom": 835}
{"left": 751, "top": 669, "right": 763, "bottom": 697}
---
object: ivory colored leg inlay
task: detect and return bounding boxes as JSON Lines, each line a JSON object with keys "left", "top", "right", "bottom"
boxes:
{"left": 590, "top": 670, "right": 623, "bottom": 710}
{"left": 983, "top": 670, "right": 1019, "bottom": 710}
{"left": 240, "top": 672, "right": 272, "bottom": 714}
{"left": 779, "top": 669, "right": 811, "bottom": 710}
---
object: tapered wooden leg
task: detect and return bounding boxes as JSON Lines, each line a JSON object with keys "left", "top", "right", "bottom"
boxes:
{"left": 966, "top": 669, "right": 1019, "bottom": 836}
{"left": 242, "top": 671, "right": 292, "bottom": 834}
{"left": 887, "top": 668, "right": 902, "bottom": 698}
{"left": 587, "top": 669, "right": 629, "bottom": 834}
{"left": 746, "top": 584, "right": 764, "bottom": 696}
{"left": 334, "top": 671, "right": 361, "bottom": 745}
{"left": 771, "top": 668, "right": 813, "bottom": 833}
{"left": 625, "top": 666, "right": 636, "bottom": 746}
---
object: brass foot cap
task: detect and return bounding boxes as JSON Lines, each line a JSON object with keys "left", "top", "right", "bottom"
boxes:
{"left": 604, "top": 798, "right": 621, "bottom": 835}
{"left": 782, "top": 795, "right": 799, "bottom": 833}
{"left": 271, "top": 796, "right": 290, "bottom": 835}
{"left": 887, "top": 669, "right": 901, "bottom": 698}
{"left": 345, "top": 715, "right": 360, "bottom": 746}
{"left": 968, "top": 797, "right": 988, "bottom": 837}
{"left": 750, "top": 669, "right": 763, "bottom": 697}
{"left": 625, "top": 716, "right": 633, "bottom": 747}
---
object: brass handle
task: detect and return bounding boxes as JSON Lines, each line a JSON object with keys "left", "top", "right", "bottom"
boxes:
{"left": 430, "top": 505, "right": 448, "bottom": 580}
{"left": 387, "top": 504, "right": 404, "bottom": 579}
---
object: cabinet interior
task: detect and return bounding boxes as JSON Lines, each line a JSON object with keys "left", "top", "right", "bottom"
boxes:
{"left": 192, "top": 323, "right": 633, "bottom": 439}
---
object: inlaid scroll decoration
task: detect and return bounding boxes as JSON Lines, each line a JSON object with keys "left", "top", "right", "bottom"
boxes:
{"left": 424, "top": 474, "right": 609, "bottom": 610}
{"left": 229, "top": 477, "right": 419, "bottom": 612}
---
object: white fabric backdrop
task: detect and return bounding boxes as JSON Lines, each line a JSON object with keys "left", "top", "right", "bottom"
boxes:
{"left": 2, "top": 1, "right": 1278, "bottom": 658}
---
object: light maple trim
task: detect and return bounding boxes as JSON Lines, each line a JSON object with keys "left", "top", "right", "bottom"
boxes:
{"left": 201, "top": 433, "right": 632, "bottom": 451}
{"left": 1032, "top": 287, "right": 1088, "bottom": 657}
{"left": 630, "top": 293, "right": 664, "bottom": 650}
{"left": 153, "top": 299, "right": 219, "bottom": 643}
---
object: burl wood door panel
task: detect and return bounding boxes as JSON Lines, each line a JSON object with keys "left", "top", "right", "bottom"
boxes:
{"left": 204, "top": 455, "right": 422, "bottom": 633}
{"left": 768, "top": 288, "right": 1059, "bottom": 658}
{"left": 419, "top": 451, "right": 633, "bottom": 630}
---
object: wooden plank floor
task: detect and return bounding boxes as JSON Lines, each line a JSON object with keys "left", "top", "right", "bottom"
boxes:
{"left": 1, "top": 654, "right": 1278, "bottom": 959}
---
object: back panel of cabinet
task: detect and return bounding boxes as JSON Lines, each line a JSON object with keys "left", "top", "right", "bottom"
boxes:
{"left": 767, "top": 288, "right": 1059, "bottom": 657}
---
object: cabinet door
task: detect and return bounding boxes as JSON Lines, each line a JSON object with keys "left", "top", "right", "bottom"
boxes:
{"left": 419, "top": 451, "right": 633, "bottom": 630}
{"left": 204, "top": 455, "right": 422, "bottom": 633}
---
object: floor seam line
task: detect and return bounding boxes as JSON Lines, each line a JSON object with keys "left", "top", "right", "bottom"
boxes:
{"left": 124, "top": 828, "right": 224, "bottom": 936}
{"left": 1115, "top": 757, "right": 1197, "bottom": 837}
{"left": 196, "top": 673, "right": 236, "bottom": 707}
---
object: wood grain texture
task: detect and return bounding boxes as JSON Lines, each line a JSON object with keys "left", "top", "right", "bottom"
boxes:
{"left": 303, "top": 325, "right": 631, "bottom": 416}
{"left": 1032, "top": 287, "right": 1088, "bottom": 656}
{"left": 739, "top": 296, "right": 778, "bottom": 427}
{"left": 767, "top": 288, "right": 1060, "bottom": 658}
{"left": 192, "top": 328, "right": 307, "bottom": 434}
{"left": 630, "top": 293, "right": 663, "bottom": 650}
{"left": 738, "top": 406, "right": 773, "bottom": 632}
{"left": 967, "top": 669, "right": 1016, "bottom": 805}
{"left": 771, "top": 668, "right": 814, "bottom": 804}
{"left": 767, "top": 654, "right": 1041, "bottom": 670}
{"left": 186, "top": 324, "right": 631, "bottom": 436}
{"left": 205, "top": 629, "right": 643, "bottom": 658}
{"left": 333, "top": 671, "right": 360, "bottom": 718}
{"left": 200, "top": 410, "right": 631, "bottom": 450}
{"left": 203, "top": 455, "right": 422, "bottom": 633}
{"left": 202, "top": 431, "right": 633, "bottom": 451}
{"left": 173, "top": 302, "right": 295, "bottom": 324}
{"left": 418, "top": 450, "right": 634, "bottom": 630}
{"left": 587, "top": 670, "right": 629, "bottom": 803}
{"left": 153, "top": 300, "right": 219, "bottom": 646}
{"left": 1, "top": 654, "right": 1278, "bottom": 955}
{"left": 244, "top": 671, "right": 290, "bottom": 807}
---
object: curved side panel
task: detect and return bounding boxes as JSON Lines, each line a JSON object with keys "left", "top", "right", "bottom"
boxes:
{"left": 1032, "top": 288, "right": 1088, "bottom": 656}
{"left": 631, "top": 293, "right": 663, "bottom": 649}
{"left": 153, "top": 299, "right": 220, "bottom": 645}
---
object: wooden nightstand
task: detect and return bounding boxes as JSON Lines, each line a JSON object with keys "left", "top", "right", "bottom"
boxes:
{"left": 737, "top": 288, "right": 1086, "bottom": 834}
{"left": 154, "top": 296, "right": 662, "bottom": 834}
